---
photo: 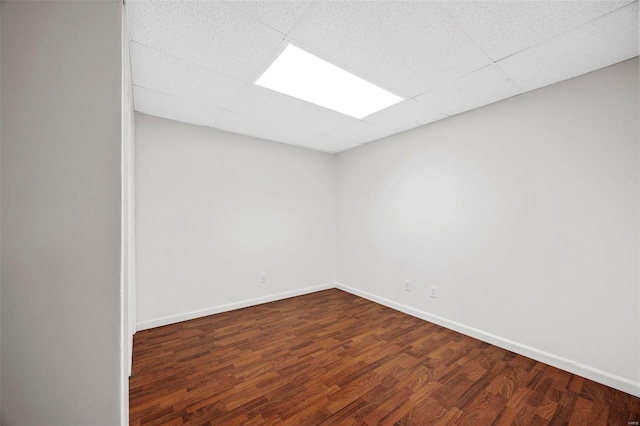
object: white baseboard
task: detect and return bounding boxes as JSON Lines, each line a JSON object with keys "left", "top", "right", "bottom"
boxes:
{"left": 128, "top": 333, "right": 134, "bottom": 377}
{"left": 135, "top": 280, "right": 640, "bottom": 397}
{"left": 335, "top": 282, "right": 640, "bottom": 398}
{"left": 136, "top": 283, "right": 335, "bottom": 331}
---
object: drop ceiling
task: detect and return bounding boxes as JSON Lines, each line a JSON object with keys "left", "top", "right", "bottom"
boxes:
{"left": 127, "top": 0, "right": 639, "bottom": 154}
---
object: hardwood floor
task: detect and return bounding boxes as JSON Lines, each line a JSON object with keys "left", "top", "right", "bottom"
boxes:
{"left": 130, "top": 289, "right": 640, "bottom": 425}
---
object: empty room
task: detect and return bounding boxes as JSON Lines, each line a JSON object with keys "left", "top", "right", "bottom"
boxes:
{"left": 1, "top": 0, "right": 639, "bottom": 424}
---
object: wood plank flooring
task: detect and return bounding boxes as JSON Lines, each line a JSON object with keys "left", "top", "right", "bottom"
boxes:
{"left": 130, "top": 289, "right": 640, "bottom": 425}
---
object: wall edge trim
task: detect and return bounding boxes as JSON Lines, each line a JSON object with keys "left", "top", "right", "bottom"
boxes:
{"left": 335, "top": 282, "right": 640, "bottom": 398}
{"left": 136, "top": 283, "right": 335, "bottom": 331}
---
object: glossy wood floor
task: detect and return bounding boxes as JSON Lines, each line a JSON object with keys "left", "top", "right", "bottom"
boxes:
{"left": 130, "top": 289, "right": 640, "bottom": 425}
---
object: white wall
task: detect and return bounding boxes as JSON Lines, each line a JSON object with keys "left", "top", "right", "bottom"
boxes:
{"left": 336, "top": 58, "right": 639, "bottom": 396}
{"left": 135, "top": 114, "right": 336, "bottom": 329}
{"left": 1, "top": 2, "right": 122, "bottom": 424}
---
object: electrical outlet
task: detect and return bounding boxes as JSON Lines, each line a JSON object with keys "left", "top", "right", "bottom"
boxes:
{"left": 261, "top": 273, "right": 267, "bottom": 283}
{"left": 430, "top": 286, "right": 438, "bottom": 298}
{"left": 405, "top": 280, "right": 411, "bottom": 292}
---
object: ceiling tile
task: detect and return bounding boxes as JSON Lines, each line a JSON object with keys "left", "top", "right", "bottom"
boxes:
{"left": 329, "top": 121, "right": 397, "bottom": 144}
{"left": 133, "top": 86, "right": 223, "bottom": 127}
{"left": 302, "top": 135, "right": 362, "bottom": 154}
{"left": 224, "top": 1, "right": 313, "bottom": 34}
{"left": 289, "top": 1, "right": 491, "bottom": 98}
{"left": 127, "top": 0, "right": 285, "bottom": 82}
{"left": 127, "top": 0, "right": 637, "bottom": 150}
{"left": 497, "top": 2, "right": 639, "bottom": 93}
{"left": 214, "top": 110, "right": 321, "bottom": 146}
{"left": 226, "top": 84, "right": 358, "bottom": 135}
{"left": 439, "top": 1, "right": 634, "bottom": 61}
{"left": 130, "top": 42, "right": 246, "bottom": 110}
{"left": 416, "top": 65, "right": 523, "bottom": 116}
{"left": 364, "top": 99, "right": 448, "bottom": 133}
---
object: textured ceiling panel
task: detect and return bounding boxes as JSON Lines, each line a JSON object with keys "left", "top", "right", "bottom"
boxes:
{"left": 130, "top": 42, "right": 246, "bottom": 110}
{"left": 226, "top": 85, "right": 358, "bottom": 135}
{"left": 364, "top": 99, "right": 448, "bottom": 133}
{"left": 302, "top": 135, "right": 362, "bottom": 154}
{"left": 440, "top": 1, "right": 634, "bottom": 61}
{"left": 128, "top": 0, "right": 639, "bottom": 154}
{"left": 133, "top": 86, "right": 223, "bottom": 127}
{"left": 329, "top": 121, "right": 397, "bottom": 144}
{"left": 289, "top": 1, "right": 491, "bottom": 98}
{"left": 127, "top": 0, "right": 285, "bottom": 82}
{"left": 224, "top": 0, "right": 314, "bottom": 34}
{"left": 215, "top": 110, "right": 321, "bottom": 146}
{"left": 416, "top": 65, "right": 523, "bottom": 117}
{"left": 497, "top": 2, "right": 639, "bottom": 92}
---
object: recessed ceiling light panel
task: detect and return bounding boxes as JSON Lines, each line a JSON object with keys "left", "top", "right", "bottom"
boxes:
{"left": 255, "top": 44, "right": 404, "bottom": 119}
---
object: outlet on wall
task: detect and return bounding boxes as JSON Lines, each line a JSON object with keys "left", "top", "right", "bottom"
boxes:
{"left": 261, "top": 272, "right": 267, "bottom": 283}
{"left": 430, "top": 286, "right": 438, "bottom": 298}
{"left": 405, "top": 280, "right": 411, "bottom": 292}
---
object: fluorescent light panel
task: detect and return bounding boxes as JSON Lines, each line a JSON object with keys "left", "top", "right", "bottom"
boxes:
{"left": 255, "top": 44, "right": 403, "bottom": 119}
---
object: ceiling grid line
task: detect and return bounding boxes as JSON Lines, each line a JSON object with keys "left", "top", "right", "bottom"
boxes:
{"left": 131, "top": 83, "right": 242, "bottom": 111}
{"left": 492, "top": 0, "right": 637, "bottom": 63}
{"left": 129, "top": 40, "right": 248, "bottom": 86}
{"left": 127, "top": 0, "right": 639, "bottom": 153}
